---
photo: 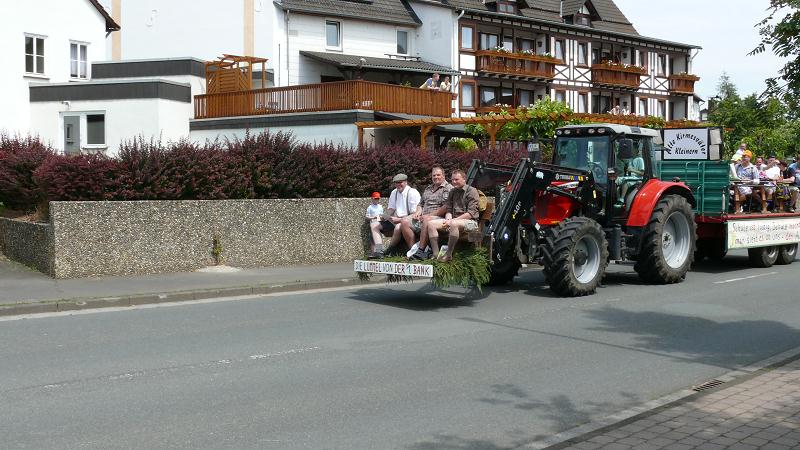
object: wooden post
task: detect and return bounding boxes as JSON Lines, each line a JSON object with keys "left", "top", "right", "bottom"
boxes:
{"left": 358, "top": 126, "right": 365, "bottom": 150}
{"left": 420, "top": 125, "right": 434, "bottom": 151}
{"left": 484, "top": 122, "right": 503, "bottom": 150}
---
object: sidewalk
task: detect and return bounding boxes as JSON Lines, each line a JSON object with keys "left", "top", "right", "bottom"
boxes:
{"left": 537, "top": 349, "right": 800, "bottom": 450}
{"left": 0, "top": 255, "right": 369, "bottom": 316}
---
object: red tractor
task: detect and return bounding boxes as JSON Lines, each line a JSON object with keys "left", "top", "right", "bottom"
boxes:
{"left": 469, "top": 123, "right": 697, "bottom": 296}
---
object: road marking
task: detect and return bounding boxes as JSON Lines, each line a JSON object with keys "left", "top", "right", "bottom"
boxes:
{"left": 714, "top": 271, "right": 777, "bottom": 284}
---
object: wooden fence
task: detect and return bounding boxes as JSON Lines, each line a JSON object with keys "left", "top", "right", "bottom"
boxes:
{"left": 194, "top": 80, "right": 452, "bottom": 119}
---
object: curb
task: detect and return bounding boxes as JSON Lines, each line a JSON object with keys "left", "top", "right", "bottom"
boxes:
{"left": 0, "top": 276, "right": 384, "bottom": 317}
{"left": 521, "top": 345, "right": 800, "bottom": 449}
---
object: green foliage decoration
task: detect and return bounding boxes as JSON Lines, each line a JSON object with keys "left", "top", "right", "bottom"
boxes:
{"left": 357, "top": 247, "right": 491, "bottom": 291}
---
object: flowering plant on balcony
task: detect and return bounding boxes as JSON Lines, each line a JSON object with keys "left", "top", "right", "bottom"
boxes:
{"left": 669, "top": 72, "right": 700, "bottom": 81}
{"left": 490, "top": 46, "right": 512, "bottom": 53}
{"left": 593, "top": 61, "right": 647, "bottom": 74}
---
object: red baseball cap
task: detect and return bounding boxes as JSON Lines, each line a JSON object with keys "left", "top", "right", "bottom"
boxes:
{"left": 371, "top": 191, "right": 381, "bottom": 199}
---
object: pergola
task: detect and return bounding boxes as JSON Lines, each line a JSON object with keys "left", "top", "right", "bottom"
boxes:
{"left": 355, "top": 114, "right": 530, "bottom": 151}
{"left": 205, "top": 54, "right": 269, "bottom": 94}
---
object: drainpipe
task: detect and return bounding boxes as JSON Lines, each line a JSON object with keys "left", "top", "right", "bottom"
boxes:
{"left": 285, "top": 9, "right": 290, "bottom": 86}
{"left": 455, "top": 10, "right": 465, "bottom": 116}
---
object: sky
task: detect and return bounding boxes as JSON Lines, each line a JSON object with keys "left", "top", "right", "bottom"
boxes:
{"left": 615, "top": 0, "right": 789, "bottom": 100}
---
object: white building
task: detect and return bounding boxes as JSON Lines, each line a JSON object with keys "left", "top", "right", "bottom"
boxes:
{"left": 0, "top": 0, "right": 119, "bottom": 136}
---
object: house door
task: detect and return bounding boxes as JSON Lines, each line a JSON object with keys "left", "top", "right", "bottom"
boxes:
{"left": 64, "top": 116, "right": 80, "bottom": 154}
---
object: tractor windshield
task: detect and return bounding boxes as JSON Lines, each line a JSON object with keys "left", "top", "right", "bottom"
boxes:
{"left": 553, "top": 136, "right": 610, "bottom": 186}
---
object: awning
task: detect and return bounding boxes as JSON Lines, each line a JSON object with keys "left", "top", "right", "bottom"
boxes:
{"left": 300, "top": 51, "right": 459, "bottom": 76}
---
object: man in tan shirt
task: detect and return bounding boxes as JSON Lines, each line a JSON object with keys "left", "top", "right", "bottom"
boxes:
{"left": 406, "top": 166, "right": 451, "bottom": 260}
{"left": 424, "top": 169, "right": 479, "bottom": 262}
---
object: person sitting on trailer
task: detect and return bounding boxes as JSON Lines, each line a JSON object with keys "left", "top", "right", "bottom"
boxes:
{"left": 425, "top": 169, "right": 480, "bottom": 262}
{"left": 735, "top": 150, "right": 763, "bottom": 213}
{"left": 779, "top": 160, "right": 798, "bottom": 212}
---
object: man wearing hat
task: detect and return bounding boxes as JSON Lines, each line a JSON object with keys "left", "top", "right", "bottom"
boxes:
{"left": 369, "top": 173, "right": 421, "bottom": 258}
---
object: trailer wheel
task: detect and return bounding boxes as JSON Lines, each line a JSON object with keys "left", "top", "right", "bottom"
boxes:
{"left": 777, "top": 244, "right": 797, "bottom": 265}
{"left": 749, "top": 246, "right": 779, "bottom": 268}
{"left": 542, "top": 217, "right": 609, "bottom": 297}
{"left": 635, "top": 195, "right": 696, "bottom": 284}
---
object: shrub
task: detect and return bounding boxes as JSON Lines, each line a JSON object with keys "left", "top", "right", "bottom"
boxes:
{"left": 33, "top": 153, "right": 120, "bottom": 201}
{"left": 0, "top": 134, "right": 54, "bottom": 210}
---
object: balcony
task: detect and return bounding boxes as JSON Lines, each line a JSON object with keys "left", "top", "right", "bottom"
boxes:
{"left": 194, "top": 80, "right": 452, "bottom": 119}
{"left": 475, "top": 50, "right": 558, "bottom": 80}
{"left": 591, "top": 63, "right": 646, "bottom": 90}
{"left": 668, "top": 73, "right": 701, "bottom": 95}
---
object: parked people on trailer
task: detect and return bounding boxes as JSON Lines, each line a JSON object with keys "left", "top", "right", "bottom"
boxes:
{"left": 408, "top": 167, "right": 453, "bottom": 260}
{"left": 425, "top": 170, "right": 480, "bottom": 262}
{"left": 762, "top": 155, "right": 781, "bottom": 204}
{"left": 735, "top": 150, "right": 762, "bottom": 213}
{"left": 756, "top": 156, "right": 766, "bottom": 171}
{"left": 374, "top": 173, "right": 421, "bottom": 257}
{"left": 439, "top": 76, "right": 452, "bottom": 92}
{"left": 366, "top": 192, "right": 385, "bottom": 258}
{"left": 420, "top": 73, "right": 440, "bottom": 90}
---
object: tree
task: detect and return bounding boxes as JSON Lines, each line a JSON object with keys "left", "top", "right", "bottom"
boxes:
{"left": 750, "top": 1, "right": 800, "bottom": 117}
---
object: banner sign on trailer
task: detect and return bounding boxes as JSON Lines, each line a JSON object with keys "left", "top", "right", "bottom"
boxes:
{"left": 662, "top": 128, "right": 709, "bottom": 160}
{"left": 353, "top": 260, "right": 434, "bottom": 278}
{"left": 726, "top": 218, "right": 800, "bottom": 249}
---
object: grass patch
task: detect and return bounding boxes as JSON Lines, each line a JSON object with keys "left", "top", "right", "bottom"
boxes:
{"left": 358, "top": 247, "right": 491, "bottom": 290}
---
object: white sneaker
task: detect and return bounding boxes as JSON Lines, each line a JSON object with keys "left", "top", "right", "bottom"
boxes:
{"left": 406, "top": 242, "right": 420, "bottom": 258}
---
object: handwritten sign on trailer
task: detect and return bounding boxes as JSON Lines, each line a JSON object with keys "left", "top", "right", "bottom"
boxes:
{"left": 727, "top": 218, "right": 800, "bottom": 250}
{"left": 662, "top": 128, "right": 709, "bottom": 160}
{"left": 353, "top": 260, "right": 434, "bottom": 278}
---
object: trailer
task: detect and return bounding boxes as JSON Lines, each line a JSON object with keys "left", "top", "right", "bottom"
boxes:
{"left": 355, "top": 124, "right": 800, "bottom": 295}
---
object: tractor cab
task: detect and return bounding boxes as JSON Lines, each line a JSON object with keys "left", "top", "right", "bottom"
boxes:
{"left": 553, "top": 124, "right": 662, "bottom": 225}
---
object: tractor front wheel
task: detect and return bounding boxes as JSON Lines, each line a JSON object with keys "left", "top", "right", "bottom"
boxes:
{"left": 635, "top": 195, "right": 696, "bottom": 284}
{"left": 542, "top": 217, "right": 609, "bottom": 297}
{"left": 488, "top": 257, "right": 521, "bottom": 286}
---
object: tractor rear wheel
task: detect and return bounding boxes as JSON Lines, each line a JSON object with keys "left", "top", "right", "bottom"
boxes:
{"left": 635, "top": 195, "right": 696, "bottom": 284}
{"left": 777, "top": 244, "right": 797, "bottom": 265}
{"left": 542, "top": 217, "right": 609, "bottom": 297}
{"left": 749, "top": 246, "right": 779, "bottom": 268}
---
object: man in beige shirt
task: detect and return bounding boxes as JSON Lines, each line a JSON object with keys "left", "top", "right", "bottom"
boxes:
{"left": 424, "top": 169, "right": 480, "bottom": 262}
{"left": 406, "top": 166, "right": 451, "bottom": 260}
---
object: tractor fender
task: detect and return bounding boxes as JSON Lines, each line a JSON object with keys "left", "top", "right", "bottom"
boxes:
{"left": 626, "top": 179, "right": 696, "bottom": 227}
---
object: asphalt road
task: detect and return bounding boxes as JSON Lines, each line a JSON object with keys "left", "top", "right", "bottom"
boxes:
{"left": 2, "top": 251, "right": 800, "bottom": 449}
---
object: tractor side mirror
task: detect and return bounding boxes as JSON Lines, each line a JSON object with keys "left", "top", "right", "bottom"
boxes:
{"left": 617, "top": 139, "right": 634, "bottom": 160}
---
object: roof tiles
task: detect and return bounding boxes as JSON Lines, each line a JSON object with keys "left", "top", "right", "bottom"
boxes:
{"left": 277, "top": 0, "right": 421, "bottom": 26}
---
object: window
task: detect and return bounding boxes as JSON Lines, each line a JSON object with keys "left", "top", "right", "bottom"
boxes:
{"left": 497, "top": 1, "right": 517, "bottom": 14}
{"left": 577, "top": 93, "right": 588, "bottom": 113}
{"left": 638, "top": 50, "right": 648, "bottom": 69}
{"left": 460, "top": 82, "right": 475, "bottom": 108}
{"left": 638, "top": 98, "right": 648, "bottom": 116}
{"left": 325, "top": 20, "right": 341, "bottom": 49}
{"left": 500, "top": 88, "right": 513, "bottom": 105}
{"left": 502, "top": 36, "right": 513, "bottom": 52}
{"left": 657, "top": 54, "right": 667, "bottom": 76}
{"left": 554, "top": 39, "right": 565, "bottom": 62}
{"left": 396, "top": 30, "right": 408, "bottom": 54}
{"left": 577, "top": 43, "right": 588, "bottom": 66}
{"left": 518, "top": 38, "right": 534, "bottom": 51}
{"left": 70, "top": 42, "right": 88, "bottom": 79}
{"left": 86, "top": 114, "right": 105, "bottom": 145}
{"left": 480, "top": 86, "right": 497, "bottom": 107}
{"left": 555, "top": 90, "right": 566, "bottom": 104}
{"left": 25, "top": 35, "right": 45, "bottom": 74}
{"left": 591, "top": 48, "right": 600, "bottom": 65}
{"left": 657, "top": 100, "right": 666, "bottom": 119}
{"left": 575, "top": 5, "right": 592, "bottom": 26}
{"left": 518, "top": 89, "right": 533, "bottom": 107}
{"left": 479, "top": 33, "right": 498, "bottom": 50}
{"left": 460, "top": 25, "right": 474, "bottom": 50}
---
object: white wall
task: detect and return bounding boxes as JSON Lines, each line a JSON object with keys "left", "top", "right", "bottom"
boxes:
{"left": 30, "top": 97, "right": 192, "bottom": 156}
{"left": 412, "top": 2, "right": 455, "bottom": 68}
{"left": 191, "top": 123, "right": 359, "bottom": 148}
{"left": 106, "top": 0, "right": 277, "bottom": 63}
{"left": 0, "top": 0, "right": 108, "bottom": 134}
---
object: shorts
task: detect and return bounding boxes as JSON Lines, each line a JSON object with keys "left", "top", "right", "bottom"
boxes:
{"left": 379, "top": 219, "right": 395, "bottom": 236}
{"left": 463, "top": 220, "right": 479, "bottom": 232}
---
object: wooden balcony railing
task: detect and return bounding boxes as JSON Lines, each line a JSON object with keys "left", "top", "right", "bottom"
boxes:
{"left": 475, "top": 50, "right": 558, "bottom": 79}
{"left": 194, "top": 80, "right": 452, "bottom": 119}
{"left": 668, "top": 73, "right": 700, "bottom": 95}
{"left": 591, "top": 63, "right": 646, "bottom": 89}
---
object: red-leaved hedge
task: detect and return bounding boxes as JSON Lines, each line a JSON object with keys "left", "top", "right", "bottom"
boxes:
{"left": 0, "top": 131, "right": 528, "bottom": 211}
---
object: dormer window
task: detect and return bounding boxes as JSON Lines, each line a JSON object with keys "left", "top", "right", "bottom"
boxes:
{"left": 575, "top": 5, "right": 592, "bottom": 26}
{"left": 496, "top": 1, "right": 518, "bottom": 14}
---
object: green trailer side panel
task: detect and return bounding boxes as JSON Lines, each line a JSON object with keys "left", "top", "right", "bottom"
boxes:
{"left": 656, "top": 160, "right": 730, "bottom": 216}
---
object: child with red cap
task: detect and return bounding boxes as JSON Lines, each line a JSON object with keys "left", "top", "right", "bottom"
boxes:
{"left": 366, "top": 192, "right": 385, "bottom": 258}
